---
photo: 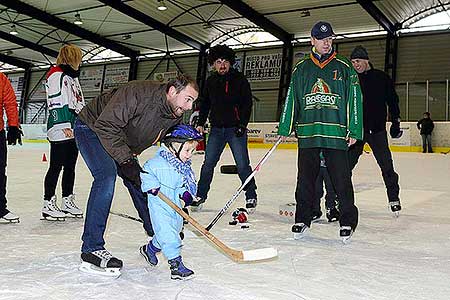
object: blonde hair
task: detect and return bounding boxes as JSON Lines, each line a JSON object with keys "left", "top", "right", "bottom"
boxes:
{"left": 56, "top": 44, "right": 82, "bottom": 70}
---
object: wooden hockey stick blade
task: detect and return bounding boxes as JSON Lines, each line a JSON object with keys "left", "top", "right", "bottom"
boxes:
{"left": 157, "top": 192, "right": 277, "bottom": 262}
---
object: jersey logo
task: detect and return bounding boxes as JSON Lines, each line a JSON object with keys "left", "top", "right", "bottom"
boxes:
{"left": 303, "top": 78, "right": 341, "bottom": 110}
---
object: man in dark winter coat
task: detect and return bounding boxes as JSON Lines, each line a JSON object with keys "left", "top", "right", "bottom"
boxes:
{"left": 74, "top": 74, "right": 198, "bottom": 274}
{"left": 349, "top": 45, "right": 402, "bottom": 216}
{"left": 192, "top": 45, "right": 257, "bottom": 212}
{"left": 417, "top": 112, "right": 434, "bottom": 153}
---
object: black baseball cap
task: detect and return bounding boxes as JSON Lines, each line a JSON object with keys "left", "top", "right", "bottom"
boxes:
{"left": 311, "top": 21, "right": 335, "bottom": 39}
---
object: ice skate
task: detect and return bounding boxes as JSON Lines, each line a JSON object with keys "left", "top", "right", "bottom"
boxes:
{"left": 0, "top": 211, "right": 20, "bottom": 223}
{"left": 139, "top": 242, "right": 160, "bottom": 266}
{"left": 79, "top": 249, "right": 123, "bottom": 277}
{"left": 311, "top": 211, "right": 322, "bottom": 222}
{"left": 190, "top": 197, "right": 205, "bottom": 212}
{"left": 245, "top": 198, "right": 257, "bottom": 214}
{"left": 292, "top": 223, "right": 309, "bottom": 240}
{"left": 340, "top": 226, "right": 353, "bottom": 244}
{"left": 41, "top": 196, "right": 66, "bottom": 221}
{"left": 168, "top": 256, "right": 194, "bottom": 280}
{"left": 326, "top": 207, "right": 340, "bottom": 222}
{"left": 389, "top": 201, "right": 401, "bottom": 218}
{"left": 62, "top": 194, "right": 83, "bottom": 218}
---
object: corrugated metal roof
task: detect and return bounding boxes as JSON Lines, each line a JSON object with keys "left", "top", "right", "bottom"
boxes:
{"left": 0, "top": 0, "right": 448, "bottom": 70}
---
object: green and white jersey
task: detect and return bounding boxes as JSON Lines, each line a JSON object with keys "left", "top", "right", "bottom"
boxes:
{"left": 278, "top": 51, "right": 363, "bottom": 150}
{"left": 46, "top": 66, "right": 85, "bottom": 142}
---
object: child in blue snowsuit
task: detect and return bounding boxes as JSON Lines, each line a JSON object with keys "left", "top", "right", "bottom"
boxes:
{"left": 140, "top": 124, "right": 202, "bottom": 280}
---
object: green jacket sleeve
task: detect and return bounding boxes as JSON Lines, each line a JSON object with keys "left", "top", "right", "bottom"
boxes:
{"left": 277, "top": 75, "right": 297, "bottom": 136}
{"left": 347, "top": 67, "right": 363, "bottom": 140}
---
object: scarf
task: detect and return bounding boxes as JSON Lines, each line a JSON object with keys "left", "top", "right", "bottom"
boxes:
{"left": 59, "top": 64, "right": 80, "bottom": 78}
{"left": 159, "top": 148, "right": 197, "bottom": 196}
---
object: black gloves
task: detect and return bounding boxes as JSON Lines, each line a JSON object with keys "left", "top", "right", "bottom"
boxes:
{"left": 7, "top": 126, "right": 23, "bottom": 145}
{"left": 389, "top": 120, "right": 402, "bottom": 139}
{"left": 119, "top": 158, "right": 146, "bottom": 188}
{"left": 235, "top": 125, "right": 247, "bottom": 137}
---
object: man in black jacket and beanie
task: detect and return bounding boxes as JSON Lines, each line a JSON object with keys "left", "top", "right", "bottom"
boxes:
{"left": 349, "top": 45, "right": 402, "bottom": 216}
{"left": 192, "top": 45, "right": 257, "bottom": 212}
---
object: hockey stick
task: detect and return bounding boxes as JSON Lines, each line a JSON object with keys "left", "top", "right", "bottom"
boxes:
{"left": 110, "top": 211, "right": 143, "bottom": 223}
{"left": 206, "top": 137, "right": 282, "bottom": 231}
{"left": 157, "top": 192, "right": 277, "bottom": 262}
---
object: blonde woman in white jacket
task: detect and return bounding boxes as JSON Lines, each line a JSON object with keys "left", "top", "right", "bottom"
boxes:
{"left": 42, "top": 44, "right": 85, "bottom": 220}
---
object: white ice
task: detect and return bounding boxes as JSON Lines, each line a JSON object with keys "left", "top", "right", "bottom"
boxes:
{"left": 1, "top": 143, "right": 450, "bottom": 300}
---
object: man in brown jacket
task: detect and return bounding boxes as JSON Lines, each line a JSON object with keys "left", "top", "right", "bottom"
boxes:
{"left": 74, "top": 74, "right": 198, "bottom": 276}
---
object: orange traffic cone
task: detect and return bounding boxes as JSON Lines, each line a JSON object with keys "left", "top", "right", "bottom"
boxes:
{"left": 42, "top": 153, "right": 47, "bottom": 162}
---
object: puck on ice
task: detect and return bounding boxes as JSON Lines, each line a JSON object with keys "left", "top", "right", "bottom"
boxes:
{"left": 240, "top": 224, "right": 249, "bottom": 229}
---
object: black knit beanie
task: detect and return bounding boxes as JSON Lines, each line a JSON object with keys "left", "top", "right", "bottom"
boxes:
{"left": 350, "top": 45, "right": 369, "bottom": 60}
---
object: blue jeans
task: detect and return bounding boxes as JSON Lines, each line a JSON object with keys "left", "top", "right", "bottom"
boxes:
{"left": 197, "top": 127, "right": 257, "bottom": 201}
{"left": 74, "top": 119, "right": 153, "bottom": 253}
{"left": 421, "top": 134, "right": 432, "bottom": 153}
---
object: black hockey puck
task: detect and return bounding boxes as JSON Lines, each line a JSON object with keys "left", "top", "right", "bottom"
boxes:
{"left": 220, "top": 165, "right": 238, "bottom": 174}
{"left": 229, "top": 220, "right": 238, "bottom": 225}
{"left": 240, "top": 225, "right": 250, "bottom": 229}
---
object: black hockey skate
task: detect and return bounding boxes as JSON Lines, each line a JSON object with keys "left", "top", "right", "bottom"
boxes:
{"left": 340, "top": 226, "right": 353, "bottom": 244}
{"left": 245, "top": 198, "right": 257, "bottom": 214}
{"left": 292, "top": 223, "right": 309, "bottom": 240}
{"left": 389, "top": 201, "right": 401, "bottom": 218}
{"left": 168, "top": 256, "right": 194, "bottom": 280}
{"left": 311, "top": 211, "right": 322, "bottom": 222}
{"left": 326, "top": 207, "right": 340, "bottom": 222}
{"left": 79, "top": 250, "right": 123, "bottom": 277}
{"left": 190, "top": 197, "right": 206, "bottom": 212}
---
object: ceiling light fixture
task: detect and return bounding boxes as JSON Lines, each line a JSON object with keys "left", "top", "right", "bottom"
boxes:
{"left": 9, "top": 24, "right": 18, "bottom": 35}
{"left": 74, "top": 12, "right": 83, "bottom": 25}
{"left": 157, "top": 0, "right": 167, "bottom": 11}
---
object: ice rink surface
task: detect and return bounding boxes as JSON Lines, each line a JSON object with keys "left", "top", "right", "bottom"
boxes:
{"left": 1, "top": 143, "right": 450, "bottom": 300}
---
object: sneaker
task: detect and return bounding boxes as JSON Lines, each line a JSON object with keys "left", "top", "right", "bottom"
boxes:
{"left": 245, "top": 198, "right": 257, "bottom": 214}
{"left": 389, "top": 201, "right": 401, "bottom": 217}
{"left": 311, "top": 211, "right": 322, "bottom": 222}
{"left": 340, "top": 226, "right": 353, "bottom": 244}
{"left": 168, "top": 256, "right": 194, "bottom": 280}
{"left": 326, "top": 207, "right": 340, "bottom": 222}
{"left": 0, "top": 211, "right": 20, "bottom": 223}
{"left": 62, "top": 194, "right": 83, "bottom": 217}
{"left": 292, "top": 223, "right": 309, "bottom": 240}
{"left": 140, "top": 242, "right": 160, "bottom": 266}
{"left": 191, "top": 197, "right": 206, "bottom": 212}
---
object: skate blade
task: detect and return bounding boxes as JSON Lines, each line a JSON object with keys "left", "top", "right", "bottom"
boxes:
{"left": 392, "top": 211, "right": 400, "bottom": 218}
{"left": 0, "top": 218, "right": 20, "bottom": 224}
{"left": 79, "top": 262, "right": 121, "bottom": 277}
{"left": 41, "top": 215, "right": 66, "bottom": 221}
{"left": 190, "top": 204, "right": 203, "bottom": 212}
{"left": 246, "top": 207, "right": 256, "bottom": 214}
{"left": 171, "top": 274, "right": 195, "bottom": 281}
{"left": 64, "top": 213, "right": 84, "bottom": 219}
{"left": 341, "top": 234, "right": 353, "bottom": 245}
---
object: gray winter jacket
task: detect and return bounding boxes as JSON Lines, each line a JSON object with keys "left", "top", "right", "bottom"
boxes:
{"left": 78, "top": 80, "right": 181, "bottom": 164}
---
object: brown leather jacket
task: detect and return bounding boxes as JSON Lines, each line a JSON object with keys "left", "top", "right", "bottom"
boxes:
{"left": 78, "top": 80, "right": 181, "bottom": 164}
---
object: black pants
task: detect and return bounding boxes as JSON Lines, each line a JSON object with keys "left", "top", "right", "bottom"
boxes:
{"left": 314, "top": 166, "right": 338, "bottom": 212}
{"left": 295, "top": 148, "right": 358, "bottom": 229}
{"left": 0, "top": 130, "right": 8, "bottom": 217}
{"left": 348, "top": 130, "right": 400, "bottom": 203}
{"left": 44, "top": 139, "right": 78, "bottom": 200}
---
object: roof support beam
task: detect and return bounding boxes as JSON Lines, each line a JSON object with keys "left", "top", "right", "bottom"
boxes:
{"left": 97, "top": 0, "right": 204, "bottom": 50}
{"left": 0, "top": 30, "right": 58, "bottom": 58}
{"left": 219, "top": 0, "right": 292, "bottom": 44}
{"left": 356, "top": 0, "right": 397, "bottom": 34}
{"left": 0, "top": 53, "right": 33, "bottom": 69}
{"left": 0, "top": 0, "right": 138, "bottom": 58}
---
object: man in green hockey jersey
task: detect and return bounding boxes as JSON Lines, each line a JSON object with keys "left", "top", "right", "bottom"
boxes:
{"left": 277, "top": 21, "right": 363, "bottom": 243}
